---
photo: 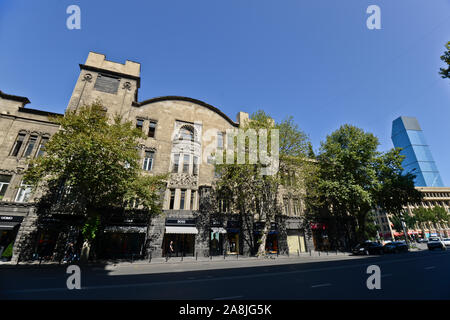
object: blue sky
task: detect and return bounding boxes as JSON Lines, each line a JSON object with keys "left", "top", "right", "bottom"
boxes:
{"left": 1, "top": 0, "right": 449, "bottom": 183}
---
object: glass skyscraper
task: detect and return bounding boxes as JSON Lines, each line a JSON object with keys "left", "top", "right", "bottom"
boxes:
{"left": 391, "top": 116, "right": 444, "bottom": 187}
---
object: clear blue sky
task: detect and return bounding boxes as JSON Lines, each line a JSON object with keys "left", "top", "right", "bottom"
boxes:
{"left": 1, "top": 0, "right": 449, "bottom": 183}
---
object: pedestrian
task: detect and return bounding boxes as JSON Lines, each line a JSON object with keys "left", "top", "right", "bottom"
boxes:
{"left": 64, "top": 242, "right": 75, "bottom": 263}
{"left": 168, "top": 240, "right": 174, "bottom": 259}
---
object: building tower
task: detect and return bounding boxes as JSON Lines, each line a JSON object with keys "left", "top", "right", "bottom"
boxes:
{"left": 66, "top": 52, "right": 140, "bottom": 117}
{"left": 391, "top": 116, "right": 444, "bottom": 187}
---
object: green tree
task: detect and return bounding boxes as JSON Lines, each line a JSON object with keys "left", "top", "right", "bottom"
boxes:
{"left": 306, "top": 125, "right": 422, "bottom": 249}
{"left": 24, "top": 102, "right": 167, "bottom": 261}
{"left": 439, "top": 41, "right": 450, "bottom": 79}
{"left": 215, "top": 111, "right": 313, "bottom": 256}
{"left": 431, "top": 206, "right": 450, "bottom": 236}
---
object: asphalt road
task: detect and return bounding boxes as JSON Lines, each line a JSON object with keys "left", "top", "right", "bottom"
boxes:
{"left": 1, "top": 249, "right": 450, "bottom": 300}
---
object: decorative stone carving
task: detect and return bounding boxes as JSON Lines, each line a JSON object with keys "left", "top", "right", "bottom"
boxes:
{"left": 168, "top": 173, "right": 198, "bottom": 189}
{"left": 123, "top": 81, "right": 132, "bottom": 91}
{"left": 82, "top": 73, "right": 93, "bottom": 82}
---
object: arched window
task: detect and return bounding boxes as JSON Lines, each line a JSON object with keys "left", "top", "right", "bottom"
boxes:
{"left": 179, "top": 125, "right": 195, "bottom": 142}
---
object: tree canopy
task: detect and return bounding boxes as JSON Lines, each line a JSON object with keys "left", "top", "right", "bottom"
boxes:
{"left": 24, "top": 102, "right": 167, "bottom": 252}
{"left": 306, "top": 124, "right": 422, "bottom": 248}
{"left": 440, "top": 41, "right": 450, "bottom": 79}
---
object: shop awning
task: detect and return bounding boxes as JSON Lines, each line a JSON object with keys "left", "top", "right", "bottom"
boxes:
{"left": 0, "top": 221, "right": 20, "bottom": 230}
{"left": 211, "top": 227, "right": 227, "bottom": 234}
{"left": 165, "top": 226, "right": 198, "bottom": 234}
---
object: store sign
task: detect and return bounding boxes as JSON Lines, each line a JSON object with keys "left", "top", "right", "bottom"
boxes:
{"left": 254, "top": 222, "right": 277, "bottom": 231}
{"left": 166, "top": 218, "right": 196, "bottom": 226}
{"left": 0, "top": 215, "right": 23, "bottom": 223}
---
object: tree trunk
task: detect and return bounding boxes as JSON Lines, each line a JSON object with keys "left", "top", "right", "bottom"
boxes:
{"left": 80, "top": 240, "right": 91, "bottom": 263}
{"left": 256, "top": 220, "right": 271, "bottom": 257}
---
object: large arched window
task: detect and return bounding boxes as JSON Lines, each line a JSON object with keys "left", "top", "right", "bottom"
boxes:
{"left": 179, "top": 125, "right": 195, "bottom": 142}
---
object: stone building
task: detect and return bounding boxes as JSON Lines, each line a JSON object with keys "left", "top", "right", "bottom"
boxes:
{"left": 375, "top": 187, "right": 450, "bottom": 240}
{"left": 0, "top": 52, "right": 311, "bottom": 262}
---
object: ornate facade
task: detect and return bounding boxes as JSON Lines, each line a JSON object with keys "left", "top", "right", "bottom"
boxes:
{"left": 0, "top": 52, "right": 311, "bottom": 262}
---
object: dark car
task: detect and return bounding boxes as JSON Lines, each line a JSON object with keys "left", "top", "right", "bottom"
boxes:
{"left": 383, "top": 241, "right": 409, "bottom": 253}
{"left": 352, "top": 242, "right": 384, "bottom": 255}
{"left": 427, "top": 237, "right": 446, "bottom": 251}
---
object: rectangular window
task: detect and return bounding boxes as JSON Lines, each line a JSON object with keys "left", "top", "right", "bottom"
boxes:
{"left": 94, "top": 74, "right": 120, "bottom": 94}
{"left": 172, "top": 154, "right": 180, "bottom": 173}
{"left": 183, "top": 154, "right": 190, "bottom": 174}
{"left": 284, "top": 198, "right": 290, "bottom": 215}
{"left": 142, "top": 150, "right": 154, "bottom": 171}
{"left": 23, "top": 135, "right": 38, "bottom": 157}
{"left": 190, "top": 190, "right": 196, "bottom": 210}
{"left": 217, "top": 132, "right": 224, "bottom": 149}
{"left": 15, "top": 181, "right": 32, "bottom": 203}
{"left": 0, "top": 175, "right": 12, "bottom": 201}
{"left": 10, "top": 133, "right": 26, "bottom": 157}
{"left": 148, "top": 121, "right": 157, "bottom": 138}
{"left": 180, "top": 189, "right": 186, "bottom": 210}
{"left": 193, "top": 156, "right": 199, "bottom": 176}
{"left": 169, "top": 189, "right": 175, "bottom": 210}
{"left": 136, "top": 119, "right": 144, "bottom": 131}
{"left": 293, "top": 199, "right": 299, "bottom": 216}
{"left": 36, "top": 137, "right": 49, "bottom": 158}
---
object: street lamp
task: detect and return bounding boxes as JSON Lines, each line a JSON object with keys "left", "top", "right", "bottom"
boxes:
{"left": 401, "top": 214, "right": 410, "bottom": 247}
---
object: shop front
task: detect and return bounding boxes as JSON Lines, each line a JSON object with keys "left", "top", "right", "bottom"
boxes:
{"left": 163, "top": 218, "right": 198, "bottom": 257}
{"left": 34, "top": 215, "right": 84, "bottom": 261}
{"left": 254, "top": 222, "right": 279, "bottom": 254}
{"left": 97, "top": 214, "right": 148, "bottom": 260}
{"left": 0, "top": 215, "right": 23, "bottom": 260}
{"left": 210, "top": 218, "right": 227, "bottom": 256}
{"left": 287, "top": 230, "right": 306, "bottom": 254}
{"left": 226, "top": 220, "right": 240, "bottom": 254}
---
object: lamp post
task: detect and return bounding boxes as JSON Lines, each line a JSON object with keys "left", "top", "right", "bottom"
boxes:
{"left": 401, "top": 215, "right": 410, "bottom": 247}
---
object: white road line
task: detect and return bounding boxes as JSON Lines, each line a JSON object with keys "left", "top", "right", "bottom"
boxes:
{"left": 6, "top": 253, "right": 449, "bottom": 294}
{"left": 213, "top": 295, "right": 244, "bottom": 300}
{"left": 311, "top": 283, "right": 332, "bottom": 288}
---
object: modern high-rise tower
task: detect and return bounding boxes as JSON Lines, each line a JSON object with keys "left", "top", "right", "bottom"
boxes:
{"left": 391, "top": 116, "right": 444, "bottom": 187}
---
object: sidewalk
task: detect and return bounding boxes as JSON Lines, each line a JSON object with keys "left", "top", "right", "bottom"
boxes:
{"left": 0, "top": 245, "right": 427, "bottom": 269}
{"left": 0, "top": 250, "right": 353, "bottom": 268}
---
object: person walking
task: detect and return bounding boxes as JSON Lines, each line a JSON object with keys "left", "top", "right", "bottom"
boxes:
{"left": 168, "top": 240, "right": 174, "bottom": 260}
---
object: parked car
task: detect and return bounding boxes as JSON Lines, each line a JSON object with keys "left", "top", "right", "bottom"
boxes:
{"left": 417, "top": 238, "right": 428, "bottom": 243}
{"left": 383, "top": 241, "right": 409, "bottom": 253}
{"left": 427, "top": 237, "right": 446, "bottom": 250}
{"left": 442, "top": 238, "right": 450, "bottom": 247}
{"left": 352, "top": 242, "right": 384, "bottom": 255}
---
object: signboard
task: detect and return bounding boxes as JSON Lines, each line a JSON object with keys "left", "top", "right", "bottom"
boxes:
{"left": 0, "top": 215, "right": 24, "bottom": 223}
{"left": 165, "top": 218, "right": 196, "bottom": 226}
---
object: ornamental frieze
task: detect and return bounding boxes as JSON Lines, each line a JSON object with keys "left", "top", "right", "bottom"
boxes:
{"left": 168, "top": 173, "right": 198, "bottom": 189}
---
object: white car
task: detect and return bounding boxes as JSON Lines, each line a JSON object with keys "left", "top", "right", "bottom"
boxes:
{"left": 441, "top": 238, "right": 450, "bottom": 247}
{"left": 427, "top": 237, "right": 446, "bottom": 250}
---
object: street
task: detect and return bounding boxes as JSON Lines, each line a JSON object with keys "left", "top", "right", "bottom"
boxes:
{"left": 1, "top": 249, "right": 450, "bottom": 300}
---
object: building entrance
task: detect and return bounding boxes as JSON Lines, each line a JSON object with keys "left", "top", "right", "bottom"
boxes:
{"left": 162, "top": 233, "right": 195, "bottom": 257}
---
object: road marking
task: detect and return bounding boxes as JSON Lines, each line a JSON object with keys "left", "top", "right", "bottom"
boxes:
{"left": 311, "top": 283, "right": 332, "bottom": 288}
{"left": 424, "top": 266, "right": 436, "bottom": 270}
{"left": 6, "top": 252, "right": 450, "bottom": 294}
{"left": 213, "top": 295, "right": 244, "bottom": 300}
